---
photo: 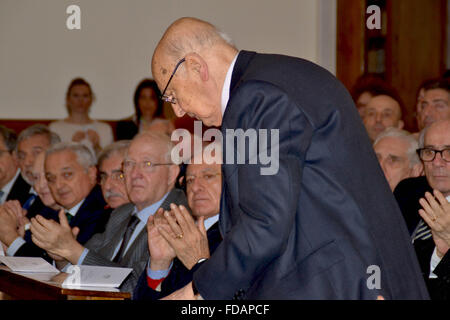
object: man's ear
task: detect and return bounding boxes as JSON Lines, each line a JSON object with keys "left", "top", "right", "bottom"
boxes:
{"left": 184, "top": 52, "right": 209, "bottom": 82}
{"left": 397, "top": 120, "right": 404, "bottom": 130}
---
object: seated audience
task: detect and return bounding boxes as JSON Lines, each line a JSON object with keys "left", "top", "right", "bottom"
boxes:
{"left": 350, "top": 73, "right": 397, "bottom": 117}
{"left": 49, "top": 77, "right": 114, "bottom": 155}
{"left": 373, "top": 128, "right": 422, "bottom": 191}
{"left": 15, "top": 124, "right": 61, "bottom": 209}
{"left": 29, "top": 132, "right": 187, "bottom": 295}
{"left": 134, "top": 143, "right": 222, "bottom": 300}
{"left": 116, "top": 79, "right": 175, "bottom": 140}
{"left": 97, "top": 140, "right": 131, "bottom": 209}
{"left": 407, "top": 119, "right": 450, "bottom": 299}
{"left": 0, "top": 142, "right": 110, "bottom": 261}
{"left": 395, "top": 78, "right": 450, "bottom": 232}
{"left": 362, "top": 92, "right": 405, "bottom": 142}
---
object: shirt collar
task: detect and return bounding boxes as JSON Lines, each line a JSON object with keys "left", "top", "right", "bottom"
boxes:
{"left": 134, "top": 191, "right": 170, "bottom": 223}
{"left": 1, "top": 169, "right": 20, "bottom": 200}
{"left": 67, "top": 199, "right": 86, "bottom": 216}
{"left": 203, "top": 214, "right": 219, "bottom": 231}
{"left": 446, "top": 196, "right": 450, "bottom": 203}
{"left": 221, "top": 52, "right": 239, "bottom": 117}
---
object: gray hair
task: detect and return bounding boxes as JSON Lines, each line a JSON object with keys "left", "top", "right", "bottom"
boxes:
{"left": 97, "top": 140, "right": 130, "bottom": 168}
{"left": 129, "top": 131, "right": 174, "bottom": 163}
{"left": 46, "top": 142, "right": 96, "bottom": 170}
{"left": 16, "top": 124, "right": 61, "bottom": 152}
{"left": 374, "top": 127, "right": 420, "bottom": 167}
{"left": 0, "top": 125, "right": 17, "bottom": 152}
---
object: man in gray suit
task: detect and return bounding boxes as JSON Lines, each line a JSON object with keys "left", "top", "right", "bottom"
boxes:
{"left": 30, "top": 132, "right": 187, "bottom": 295}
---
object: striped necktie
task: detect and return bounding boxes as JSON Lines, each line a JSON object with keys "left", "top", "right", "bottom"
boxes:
{"left": 411, "top": 219, "right": 432, "bottom": 243}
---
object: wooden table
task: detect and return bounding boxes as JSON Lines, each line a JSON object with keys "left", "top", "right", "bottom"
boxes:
{"left": 0, "top": 266, "right": 130, "bottom": 300}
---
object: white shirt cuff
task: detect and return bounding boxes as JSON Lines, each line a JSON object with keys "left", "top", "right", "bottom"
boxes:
{"left": 6, "top": 237, "right": 26, "bottom": 256}
{"left": 429, "top": 247, "right": 442, "bottom": 279}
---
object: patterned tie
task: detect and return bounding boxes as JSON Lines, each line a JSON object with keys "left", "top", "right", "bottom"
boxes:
{"left": 112, "top": 215, "right": 140, "bottom": 263}
{"left": 22, "top": 194, "right": 37, "bottom": 211}
{"left": 411, "top": 219, "right": 432, "bottom": 243}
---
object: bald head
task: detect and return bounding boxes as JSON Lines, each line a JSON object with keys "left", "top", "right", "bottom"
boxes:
{"left": 152, "top": 17, "right": 235, "bottom": 76}
{"left": 151, "top": 18, "right": 238, "bottom": 127}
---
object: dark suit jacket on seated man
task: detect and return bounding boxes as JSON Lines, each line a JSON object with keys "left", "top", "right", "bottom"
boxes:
{"left": 151, "top": 17, "right": 429, "bottom": 299}
{"left": 1, "top": 142, "right": 110, "bottom": 262}
{"left": 134, "top": 144, "right": 223, "bottom": 300}
{"left": 409, "top": 120, "right": 450, "bottom": 300}
{"left": 30, "top": 132, "right": 187, "bottom": 295}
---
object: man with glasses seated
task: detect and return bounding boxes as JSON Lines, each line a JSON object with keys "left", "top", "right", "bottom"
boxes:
{"left": 406, "top": 119, "right": 450, "bottom": 299}
{"left": 30, "top": 132, "right": 188, "bottom": 296}
{"left": 394, "top": 78, "right": 450, "bottom": 234}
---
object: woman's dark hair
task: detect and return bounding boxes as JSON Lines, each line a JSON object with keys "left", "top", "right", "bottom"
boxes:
{"left": 133, "top": 79, "right": 164, "bottom": 125}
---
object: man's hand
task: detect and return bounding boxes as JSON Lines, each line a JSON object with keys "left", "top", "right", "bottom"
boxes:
{"left": 418, "top": 190, "right": 450, "bottom": 254}
{"left": 0, "top": 203, "right": 21, "bottom": 246}
{"left": 4, "top": 200, "right": 29, "bottom": 238}
{"left": 30, "top": 209, "right": 84, "bottom": 264}
{"left": 147, "top": 209, "right": 176, "bottom": 270}
{"left": 158, "top": 204, "right": 210, "bottom": 270}
{"left": 160, "top": 281, "right": 201, "bottom": 300}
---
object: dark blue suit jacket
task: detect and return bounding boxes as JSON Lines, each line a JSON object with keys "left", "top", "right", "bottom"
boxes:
{"left": 133, "top": 221, "right": 222, "bottom": 300}
{"left": 6, "top": 173, "right": 31, "bottom": 206}
{"left": 15, "top": 185, "right": 111, "bottom": 262}
{"left": 192, "top": 51, "right": 429, "bottom": 300}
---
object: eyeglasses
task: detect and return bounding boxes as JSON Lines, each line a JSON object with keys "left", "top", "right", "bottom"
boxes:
{"left": 160, "top": 58, "right": 186, "bottom": 104}
{"left": 122, "top": 160, "right": 173, "bottom": 173}
{"left": 98, "top": 171, "right": 124, "bottom": 185}
{"left": 416, "top": 148, "right": 450, "bottom": 162}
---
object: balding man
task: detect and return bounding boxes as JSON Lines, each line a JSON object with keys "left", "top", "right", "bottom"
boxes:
{"left": 150, "top": 17, "right": 428, "bottom": 299}
{"left": 373, "top": 128, "right": 423, "bottom": 191}
{"left": 405, "top": 120, "right": 450, "bottom": 299}
{"left": 134, "top": 143, "right": 222, "bottom": 300}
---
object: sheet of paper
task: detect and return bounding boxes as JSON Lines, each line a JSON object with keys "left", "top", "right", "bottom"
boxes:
{"left": 62, "top": 265, "right": 132, "bottom": 288}
{"left": 0, "top": 256, "right": 59, "bottom": 273}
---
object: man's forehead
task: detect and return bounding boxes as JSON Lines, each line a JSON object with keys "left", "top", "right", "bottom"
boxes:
{"left": 46, "top": 150, "right": 80, "bottom": 167}
{"left": 186, "top": 163, "right": 221, "bottom": 174}
{"left": 100, "top": 155, "right": 123, "bottom": 172}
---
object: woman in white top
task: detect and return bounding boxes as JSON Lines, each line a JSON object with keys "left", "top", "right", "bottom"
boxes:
{"left": 49, "top": 78, "right": 113, "bottom": 155}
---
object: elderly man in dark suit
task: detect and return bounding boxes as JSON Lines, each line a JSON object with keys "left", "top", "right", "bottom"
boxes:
{"left": 0, "top": 142, "right": 110, "bottom": 261}
{"left": 134, "top": 142, "right": 222, "bottom": 300}
{"left": 150, "top": 17, "right": 429, "bottom": 300}
{"left": 30, "top": 132, "right": 188, "bottom": 295}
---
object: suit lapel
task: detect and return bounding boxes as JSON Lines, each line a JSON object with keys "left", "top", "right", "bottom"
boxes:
{"left": 120, "top": 188, "right": 186, "bottom": 263}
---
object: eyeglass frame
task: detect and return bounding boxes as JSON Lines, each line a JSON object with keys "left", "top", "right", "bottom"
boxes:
{"left": 122, "top": 160, "right": 174, "bottom": 173}
{"left": 416, "top": 147, "right": 450, "bottom": 162}
{"left": 160, "top": 58, "right": 186, "bottom": 104}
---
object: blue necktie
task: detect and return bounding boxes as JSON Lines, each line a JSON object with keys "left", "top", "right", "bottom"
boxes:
{"left": 22, "top": 194, "right": 37, "bottom": 211}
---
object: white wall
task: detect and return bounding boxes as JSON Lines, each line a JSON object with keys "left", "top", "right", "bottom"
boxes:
{"left": 0, "top": 0, "right": 336, "bottom": 120}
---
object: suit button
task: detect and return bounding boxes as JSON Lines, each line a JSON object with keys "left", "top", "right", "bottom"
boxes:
{"left": 233, "top": 289, "right": 245, "bottom": 300}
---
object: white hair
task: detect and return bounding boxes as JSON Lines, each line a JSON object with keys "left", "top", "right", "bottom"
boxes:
{"left": 46, "top": 142, "right": 96, "bottom": 170}
{"left": 374, "top": 128, "right": 420, "bottom": 166}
